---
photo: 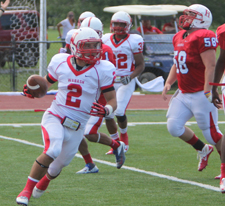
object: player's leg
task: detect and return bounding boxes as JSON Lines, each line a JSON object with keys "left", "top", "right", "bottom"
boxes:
{"left": 85, "top": 132, "right": 126, "bottom": 169}
{"left": 105, "top": 116, "right": 120, "bottom": 155}
{"left": 167, "top": 91, "right": 210, "bottom": 171}
{"left": 76, "top": 116, "right": 103, "bottom": 174}
{"left": 76, "top": 137, "right": 99, "bottom": 174}
{"left": 219, "top": 84, "right": 225, "bottom": 190}
{"left": 114, "top": 80, "right": 136, "bottom": 152}
{"left": 33, "top": 127, "right": 84, "bottom": 198}
{"left": 16, "top": 112, "right": 64, "bottom": 205}
{"left": 192, "top": 91, "right": 222, "bottom": 172}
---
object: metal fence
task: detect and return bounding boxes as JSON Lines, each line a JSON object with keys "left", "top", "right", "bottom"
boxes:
{"left": 0, "top": 40, "right": 64, "bottom": 92}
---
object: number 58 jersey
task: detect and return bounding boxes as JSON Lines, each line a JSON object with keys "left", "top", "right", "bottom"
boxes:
{"left": 102, "top": 33, "right": 144, "bottom": 76}
{"left": 47, "top": 53, "right": 115, "bottom": 126}
{"left": 173, "top": 29, "right": 217, "bottom": 93}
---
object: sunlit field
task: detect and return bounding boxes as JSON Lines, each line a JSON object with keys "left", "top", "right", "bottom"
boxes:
{"left": 1, "top": 110, "right": 225, "bottom": 205}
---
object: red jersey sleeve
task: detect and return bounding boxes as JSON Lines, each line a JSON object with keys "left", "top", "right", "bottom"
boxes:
{"left": 216, "top": 24, "right": 225, "bottom": 50}
{"left": 195, "top": 30, "right": 217, "bottom": 53}
{"left": 102, "top": 44, "right": 116, "bottom": 66}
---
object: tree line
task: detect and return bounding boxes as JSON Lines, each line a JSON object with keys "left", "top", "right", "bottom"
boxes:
{"left": 35, "top": 0, "right": 225, "bottom": 28}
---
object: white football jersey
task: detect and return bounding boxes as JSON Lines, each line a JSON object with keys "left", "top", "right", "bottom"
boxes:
{"left": 102, "top": 33, "right": 144, "bottom": 76}
{"left": 47, "top": 53, "right": 115, "bottom": 126}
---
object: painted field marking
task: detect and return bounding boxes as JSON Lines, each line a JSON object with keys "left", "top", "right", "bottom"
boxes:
{"left": 1, "top": 121, "right": 225, "bottom": 127}
{"left": 0, "top": 134, "right": 220, "bottom": 192}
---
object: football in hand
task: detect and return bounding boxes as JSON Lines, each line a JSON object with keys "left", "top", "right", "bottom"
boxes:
{"left": 26, "top": 74, "right": 48, "bottom": 98}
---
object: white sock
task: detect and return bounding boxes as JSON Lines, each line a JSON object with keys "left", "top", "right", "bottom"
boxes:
{"left": 119, "top": 127, "right": 127, "bottom": 134}
{"left": 110, "top": 132, "right": 119, "bottom": 140}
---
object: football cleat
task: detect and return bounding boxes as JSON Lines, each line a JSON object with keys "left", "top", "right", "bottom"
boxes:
{"left": 197, "top": 144, "right": 214, "bottom": 171}
{"left": 32, "top": 186, "right": 45, "bottom": 198}
{"left": 124, "top": 145, "right": 129, "bottom": 153}
{"left": 16, "top": 196, "right": 29, "bottom": 206}
{"left": 215, "top": 174, "right": 221, "bottom": 179}
{"left": 105, "top": 148, "right": 114, "bottom": 155}
{"left": 106, "top": 145, "right": 129, "bottom": 154}
{"left": 113, "top": 141, "right": 126, "bottom": 169}
{"left": 220, "top": 178, "right": 225, "bottom": 193}
{"left": 76, "top": 163, "right": 99, "bottom": 174}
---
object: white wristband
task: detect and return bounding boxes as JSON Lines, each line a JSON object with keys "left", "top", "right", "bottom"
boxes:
{"left": 105, "top": 104, "right": 113, "bottom": 116}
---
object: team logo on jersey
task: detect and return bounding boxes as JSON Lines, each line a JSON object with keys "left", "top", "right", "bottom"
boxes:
{"left": 68, "top": 78, "right": 84, "bottom": 84}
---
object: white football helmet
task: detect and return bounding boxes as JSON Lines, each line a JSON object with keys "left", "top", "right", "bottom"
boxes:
{"left": 80, "top": 17, "right": 103, "bottom": 38}
{"left": 179, "top": 4, "right": 212, "bottom": 30}
{"left": 65, "top": 29, "right": 77, "bottom": 45}
{"left": 70, "top": 27, "right": 102, "bottom": 64}
{"left": 77, "top": 11, "right": 95, "bottom": 28}
{"left": 110, "top": 11, "right": 132, "bottom": 35}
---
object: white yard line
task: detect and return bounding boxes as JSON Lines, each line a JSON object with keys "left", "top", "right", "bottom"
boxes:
{"left": 1, "top": 121, "right": 225, "bottom": 127}
{"left": 0, "top": 134, "right": 220, "bottom": 192}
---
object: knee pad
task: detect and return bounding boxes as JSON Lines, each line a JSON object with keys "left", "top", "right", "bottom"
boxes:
{"left": 116, "top": 115, "right": 127, "bottom": 123}
{"left": 167, "top": 118, "right": 185, "bottom": 137}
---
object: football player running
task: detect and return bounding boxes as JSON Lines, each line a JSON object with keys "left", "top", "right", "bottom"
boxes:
{"left": 211, "top": 23, "right": 225, "bottom": 192}
{"left": 162, "top": 4, "right": 222, "bottom": 174}
{"left": 102, "top": 11, "right": 145, "bottom": 154}
{"left": 16, "top": 27, "right": 123, "bottom": 205}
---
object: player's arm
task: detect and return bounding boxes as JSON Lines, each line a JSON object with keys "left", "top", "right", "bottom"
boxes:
{"left": 211, "top": 47, "right": 225, "bottom": 108}
{"left": 120, "top": 52, "right": 145, "bottom": 85}
{"left": 200, "top": 49, "right": 216, "bottom": 102}
{"left": 130, "top": 52, "right": 145, "bottom": 79}
{"left": 57, "top": 22, "right": 63, "bottom": 38}
{"left": 1, "top": 0, "right": 10, "bottom": 10}
{"left": 44, "top": 74, "right": 56, "bottom": 89}
{"left": 90, "top": 88, "right": 117, "bottom": 117}
{"left": 162, "top": 64, "right": 177, "bottom": 100}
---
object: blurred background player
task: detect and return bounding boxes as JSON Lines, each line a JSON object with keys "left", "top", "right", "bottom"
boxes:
{"left": 76, "top": 16, "right": 121, "bottom": 174}
{"left": 57, "top": 11, "right": 75, "bottom": 47}
{"left": 102, "top": 11, "right": 145, "bottom": 154}
{"left": 58, "top": 28, "right": 77, "bottom": 53}
{"left": 16, "top": 27, "right": 123, "bottom": 205}
{"left": 211, "top": 23, "right": 225, "bottom": 192}
{"left": 58, "top": 11, "right": 96, "bottom": 54}
{"left": 77, "top": 11, "right": 95, "bottom": 28}
{"left": 137, "top": 19, "right": 163, "bottom": 34}
{"left": 162, "top": 4, "right": 222, "bottom": 174}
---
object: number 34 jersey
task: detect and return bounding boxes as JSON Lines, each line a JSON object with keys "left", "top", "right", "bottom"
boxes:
{"left": 47, "top": 53, "right": 116, "bottom": 126}
{"left": 173, "top": 29, "right": 217, "bottom": 93}
{"left": 102, "top": 33, "right": 144, "bottom": 76}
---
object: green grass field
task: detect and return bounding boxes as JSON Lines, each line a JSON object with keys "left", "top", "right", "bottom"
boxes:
{"left": 1, "top": 110, "right": 225, "bottom": 205}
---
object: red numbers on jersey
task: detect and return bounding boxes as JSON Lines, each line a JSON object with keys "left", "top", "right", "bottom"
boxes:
{"left": 117, "top": 53, "right": 127, "bottom": 69}
{"left": 66, "top": 84, "right": 82, "bottom": 108}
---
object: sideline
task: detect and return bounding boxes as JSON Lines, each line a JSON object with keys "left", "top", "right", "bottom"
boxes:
{"left": 0, "top": 134, "right": 220, "bottom": 192}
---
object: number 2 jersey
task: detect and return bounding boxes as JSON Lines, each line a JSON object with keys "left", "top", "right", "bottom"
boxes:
{"left": 173, "top": 29, "right": 217, "bottom": 93}
{"left": 46, "top": 53, "right": 116, "bottom": 127}
{"left": 102, "top": 33, "right": 144, "bottom": 76}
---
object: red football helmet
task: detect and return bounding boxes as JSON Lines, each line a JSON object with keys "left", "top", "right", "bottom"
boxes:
{"left": 70, "top": 27, "right": 102, "bottom": 64}
{"left": 179, "top": 4, "right": 212, "bottom": 30}
{"left": 110, "top": 11, "right": 132, "bottom": 35}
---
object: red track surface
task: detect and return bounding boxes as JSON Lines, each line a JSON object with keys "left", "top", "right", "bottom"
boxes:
{"left": 0, "top": 94, "right": 172, "bottom": 111}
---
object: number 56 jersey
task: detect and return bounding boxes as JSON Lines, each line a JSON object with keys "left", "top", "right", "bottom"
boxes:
{"left": 102, "top": 33, "right": 144, "bottom": 76}
{"left": 173, "top": 29, "right": 217, "bottom": 93}
{"left": 47, "top": 53, "right": 116, "bottom": 127}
